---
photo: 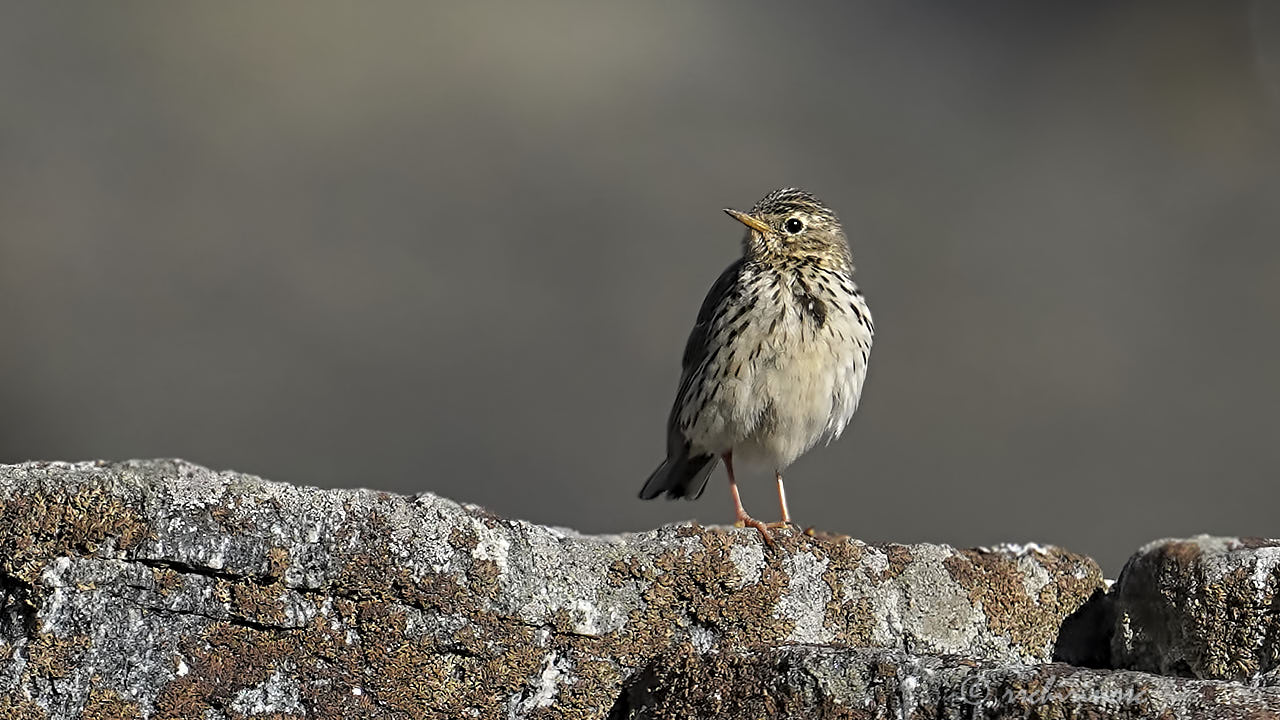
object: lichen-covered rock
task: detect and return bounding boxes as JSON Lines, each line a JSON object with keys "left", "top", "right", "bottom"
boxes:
{"left": 0, "top": 460, "right": 1102, "bottom": 718}
{"left": 1111, "top": 535, "right": 1280, "bottom": 680}
{"left": 616, "top": 644, "right": 1280, "bottom": 719}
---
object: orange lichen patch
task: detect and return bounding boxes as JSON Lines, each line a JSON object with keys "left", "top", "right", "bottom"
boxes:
{"left": 79, "top": 689, "right": 142, "bottom": 720}
{"left": 813, "top": 534, "right": 865, "bottom": 567}
{"left": 356, "top": 605, "right": 549, "bottom": 714}
{"left": 467, "top": 559, "right": 502, "bottom": 601}
{"left": 230, "top": 583, "right": 289, "bottom": 627}
{"left": 1159, "top": 540, "right": 1206, "bottom": 574}
{"left": 402, "top": 569, "right": 470, "bottom": 615}
{"left": 800, "top": 527, "right": 852, "bottom": 544}
{"left": 550, "top": 654, "right": 624, "bottom": 714}
{"left": 154, "top": 622, "right": 297, "bottom": 717}
{"left": 152, "top": 566, "right": 184, "bottom": 596}
{"left": 265, "top": 546, "right": 291, "bottom": 581}
{"left": 809, "top": 535, "right": 902, "bottom": 642}
{"left": 448, "top": 525, "right": 480, "bottom": 551}
{"left": 823, "top": 592, "right": 879, "bottom": 647}
{"left": 0, "top": 696, "right": 46, "bottom": 720}
{"left": 877, "top": 544, "right": 914, "bottom": 581}
{"left": 0, "top": 487, "right": 150, "bottom": 583}
{"left": 334, "top": 551, "right": 393, "bottom": 602}
{"left": 340, "top": 547, "right": 471, "bottom": 617}
{"left": 614, "top": 526, "right": 795, "bottom": 669}
{"left": 608, "top": 555, "right": 649, "bottom": 585}
{"left": 26, "top": 633, "right": 91, "bottom": 679}
{"left": 944, "top": 548, "right": 1101, "bottom": 654}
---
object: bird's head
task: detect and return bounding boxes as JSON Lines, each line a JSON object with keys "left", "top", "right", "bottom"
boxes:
{"left": 724, "top": 188, "right": 852, "bottom": 269}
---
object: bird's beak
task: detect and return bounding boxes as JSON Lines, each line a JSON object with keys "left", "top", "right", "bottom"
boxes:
{"left": 724, "top": 208, "right": 770, "bottom": 234}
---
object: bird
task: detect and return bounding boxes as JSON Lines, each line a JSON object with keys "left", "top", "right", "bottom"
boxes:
{"left": 639, "top": 188, "right": 874, "bottom": 542}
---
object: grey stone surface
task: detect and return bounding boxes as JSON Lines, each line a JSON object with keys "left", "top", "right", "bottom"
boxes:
{"left": 1111, "top": 534, "right": 1280, "bottom": 681}
{"left": 617, "top": 644, "right": 1280, "bottom": 719}
{"left": 0, "top": 459, "right": 1102, "bottom": 718}
{"left": 13, "top": 460, "right": 1280, "bottom": 718}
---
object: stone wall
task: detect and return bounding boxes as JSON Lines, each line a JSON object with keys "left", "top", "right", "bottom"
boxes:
{"left": 0, "top": 460, "right": 1276, "bottom": 718}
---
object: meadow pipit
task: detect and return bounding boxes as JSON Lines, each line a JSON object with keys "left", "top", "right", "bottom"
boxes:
{"left": 639, "top": 188, "right": 874, "bottom": 541}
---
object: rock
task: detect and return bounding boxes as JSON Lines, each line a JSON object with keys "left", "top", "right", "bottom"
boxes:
{"left": 616, "top": 644, "right": 1280, "bottom": 719}
{"left": 1110, "top": 535, "right": 1280, "bottom": 681}
{"left": 0, "top": 459, "right": 1101, "bottom": 718}
{"left": 1051, "top": 587, "right": 1113, "bottom": 668}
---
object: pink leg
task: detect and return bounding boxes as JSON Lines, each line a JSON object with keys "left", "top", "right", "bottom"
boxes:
{"left": 774, "top": 471, "right": 792, "bottom": 525}
{"left": 724, "top": 452, "right": 773, "bottom": 544}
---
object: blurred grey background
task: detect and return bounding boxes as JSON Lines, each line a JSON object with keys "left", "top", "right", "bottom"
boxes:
{"left": 3, "top": 2, "right": 1279, "bottom": 575}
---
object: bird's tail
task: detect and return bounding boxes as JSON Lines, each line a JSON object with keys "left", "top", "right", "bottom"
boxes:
{"left": 638, "top": 452, "right": 718, "bottom": 500}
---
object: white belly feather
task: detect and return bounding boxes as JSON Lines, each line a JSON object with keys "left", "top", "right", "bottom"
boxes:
{"left": 687, "top": 283, "right": 872, "bottom": 470}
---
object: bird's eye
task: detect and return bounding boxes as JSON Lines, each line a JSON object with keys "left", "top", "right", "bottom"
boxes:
{"left": 784, "top": 218, "right": 804, "bottom": 234}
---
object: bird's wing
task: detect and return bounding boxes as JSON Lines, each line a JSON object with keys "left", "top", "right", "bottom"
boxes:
{"left": 680, "top": 258, "right": 743, "bottom": 372}
{"left": 665, "top": 259, "right": 743, "bottom": 450}
{"left": 642, "top": 261, "right": 741, "bottom": 502}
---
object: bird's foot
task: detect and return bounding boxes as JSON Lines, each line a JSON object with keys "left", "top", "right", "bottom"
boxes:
{"left": 734, "top": 515, "right": 794, "bottom": 545}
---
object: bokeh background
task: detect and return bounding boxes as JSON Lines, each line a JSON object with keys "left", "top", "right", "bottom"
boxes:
{"left": 4, "top": 2, "right": 1279, "bottom": 575}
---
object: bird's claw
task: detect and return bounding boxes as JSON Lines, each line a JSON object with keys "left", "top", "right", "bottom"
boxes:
{"left": 734, "top": 515, "right": 798, "bottom": 545}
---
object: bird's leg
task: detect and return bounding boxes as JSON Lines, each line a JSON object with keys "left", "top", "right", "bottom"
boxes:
{"left": 725, "top": 452, "right": 773, "bottom": 544}
{"left": 768, "top": 470, "right": 794, "bottom": 529}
